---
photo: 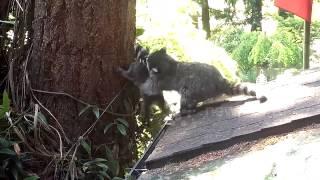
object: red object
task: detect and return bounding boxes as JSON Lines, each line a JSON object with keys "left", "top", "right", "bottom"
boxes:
{"left": 275, "top": 0, "right": 313, "bottom": 22}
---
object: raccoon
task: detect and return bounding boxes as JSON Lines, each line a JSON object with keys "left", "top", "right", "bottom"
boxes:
{"left": 117, "top": 45, "right": 165, "bottom": 120}
{"left": 147, "top": 48, "right": 267, "bottom": 114}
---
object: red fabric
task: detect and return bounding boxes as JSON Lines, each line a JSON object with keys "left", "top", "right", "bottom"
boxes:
{"left": 275, "top": 0, "right": 313, "bottom": 22}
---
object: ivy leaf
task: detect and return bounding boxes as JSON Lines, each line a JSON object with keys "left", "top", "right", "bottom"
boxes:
{"left": 117, "top": 123, "right": 127, "bottom": 136}
{"left": 115, "top": 118, "right": 129, "bottom": 128}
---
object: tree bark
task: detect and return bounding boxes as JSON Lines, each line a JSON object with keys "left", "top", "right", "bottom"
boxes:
{"left": 201, "top": 0, "right": 210, "bottom": 38}
{"left": 28, "top": 0, "right": 137, "bottom": 173}
{"left": 248, "top": 0, "right": 262, "bottom": 31}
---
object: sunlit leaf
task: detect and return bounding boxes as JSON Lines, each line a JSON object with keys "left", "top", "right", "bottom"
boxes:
{"left": 117, "top": 124, "right": 127, "bottom": 136}
{"left": 79, "top": 105, "right": 91, "bottom": 116}
{"left": 115, "top": 118, "right": 129, "bottom": 128}
{"left": 103, "top": 123, "right": 114, "bottom": 134}
{"left": 92, "top": 106, "right": 100, "bottom": 119}
{"left": 37, "top": 112, "right": 48, "bottom": 124}
{"left": 136, "top": 27, "right": 145, "bottom": 37}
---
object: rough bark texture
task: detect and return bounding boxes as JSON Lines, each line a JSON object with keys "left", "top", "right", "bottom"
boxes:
{"left": 201, "top": 0, "right": 210, "bottom": 39}
{"left": 28, "top": 0, "right": 137, "bottom": 170}
{"left": 0, "top": 0, "right": 9, "bottom": 94}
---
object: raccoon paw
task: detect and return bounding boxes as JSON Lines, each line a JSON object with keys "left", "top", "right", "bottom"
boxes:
{"left": 259, "top": 96, "right": 267, "bottom": 103}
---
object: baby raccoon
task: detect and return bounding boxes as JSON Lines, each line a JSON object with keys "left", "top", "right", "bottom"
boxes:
{"left": 118, "top": 45, "right": 165, "bottom": 120}
{"left": 147, "top": 48, "right": 267, "bottom": 114}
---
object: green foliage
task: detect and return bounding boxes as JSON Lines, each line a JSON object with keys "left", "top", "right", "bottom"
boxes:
{"left": 103, "top": 118, "right": 129, "bottom": 136}
{"left": 214, "top": 27, "right": 245, "bottom": 53}
{"left": 249, "top": 33, "right": 272, "bottom": 66}
{"left": 268, "top": 31, "right": 302, "bottom": 68}
{"left": 231, "top": 31, "right": 260, "bottom": 72}
{"left": 216, "top": 20, "right": 304, "bottom": 82}
{"left": 0, "top": 90, "right": 10, "bottom": 119}
{"left": 80, "top": 141, "right": 121, "bottom": 179}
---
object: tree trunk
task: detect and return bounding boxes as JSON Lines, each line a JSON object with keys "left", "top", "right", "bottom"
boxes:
{"left": 201, "top": 0, "right": 210, "bottom": 39}
{"left": 249, "top": 0, "right": 262, "bottom": 31}
{"left": 0, "top": 0, "right": 9, "bottom": 94}
{"left": 28, "top": 0, "right": 137, "bottom": 175}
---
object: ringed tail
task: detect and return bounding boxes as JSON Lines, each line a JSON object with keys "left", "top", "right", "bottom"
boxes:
{"left": 227, "top": 83, "right": 267, "bottom": 103}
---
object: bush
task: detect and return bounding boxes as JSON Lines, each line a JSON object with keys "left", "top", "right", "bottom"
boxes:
{"left": 231, "top": 31, "right": 260, "bottom": 73}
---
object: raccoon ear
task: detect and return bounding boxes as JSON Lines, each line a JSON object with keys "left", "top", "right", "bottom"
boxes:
{"left": 159, "top": 48, "right": 167, "bottom": 54}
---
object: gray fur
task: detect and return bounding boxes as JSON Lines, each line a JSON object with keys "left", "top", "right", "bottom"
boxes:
{"left": 147, "top": 48, "right": 266, "bottom": 114}
{"left": 117, "top": 61, "right": 165, "bottom": 120}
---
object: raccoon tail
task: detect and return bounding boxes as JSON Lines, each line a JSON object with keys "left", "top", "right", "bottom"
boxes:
{"left": 226, "top": 83, "right": 267, "bottom": 103}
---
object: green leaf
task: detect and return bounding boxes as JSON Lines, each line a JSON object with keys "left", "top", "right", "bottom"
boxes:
{"left": 0, "top": 137, "right": 14, "bottom": 147}
{"left": 115, "top": 118, "right": 129, "bottom": 128}
{"left": 0, "top": 148, "right": 16, "bottom": 155}
{"left": 136, "top": 27, "right": 145, "bottom": 37}
{"left": 24, "top": 175, "right": 40, "bottom": 180}
{"left": 80, "top": 139, "right": 91, "bottom": 156}
{"left": 117, "top": 123, "right": 127, "bottom": 136}
{"left": 106, "top": 160, "right": 119, "bottom": 177}
{"left": 96, "top": 163, "right": 109, "bottom": 171}
{"left": 79, "top": 105, "right": 91, "bottom": 116}
{"left": 92, "top": 106, "right": 100, "bottom": 119}
{"left": 0, "top": 90, "right": 10, "bottom": 119}
{"left": 37, "top": 112, "right": 48, "bottom": 124}
{"left": 83, "top": 158, "right": 108, "bottom": 167}
{"left": 103, "top": 123, "right": 114, "bottom": 134}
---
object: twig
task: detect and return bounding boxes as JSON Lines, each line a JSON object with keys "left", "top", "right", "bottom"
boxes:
{"left": 81, "top": 85, "right": 126, "bottom": 138}
{"left": 31, "top": 88, "right": 135, "bottom": 117}
{"left": 6, "top": 112, "right": 35, "bottom": 152}
{"left": 30, "top": 89, "right": 70, "bottom": 143}
{"left": 14, "top": 0, "right": 23, "bottom": 12}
